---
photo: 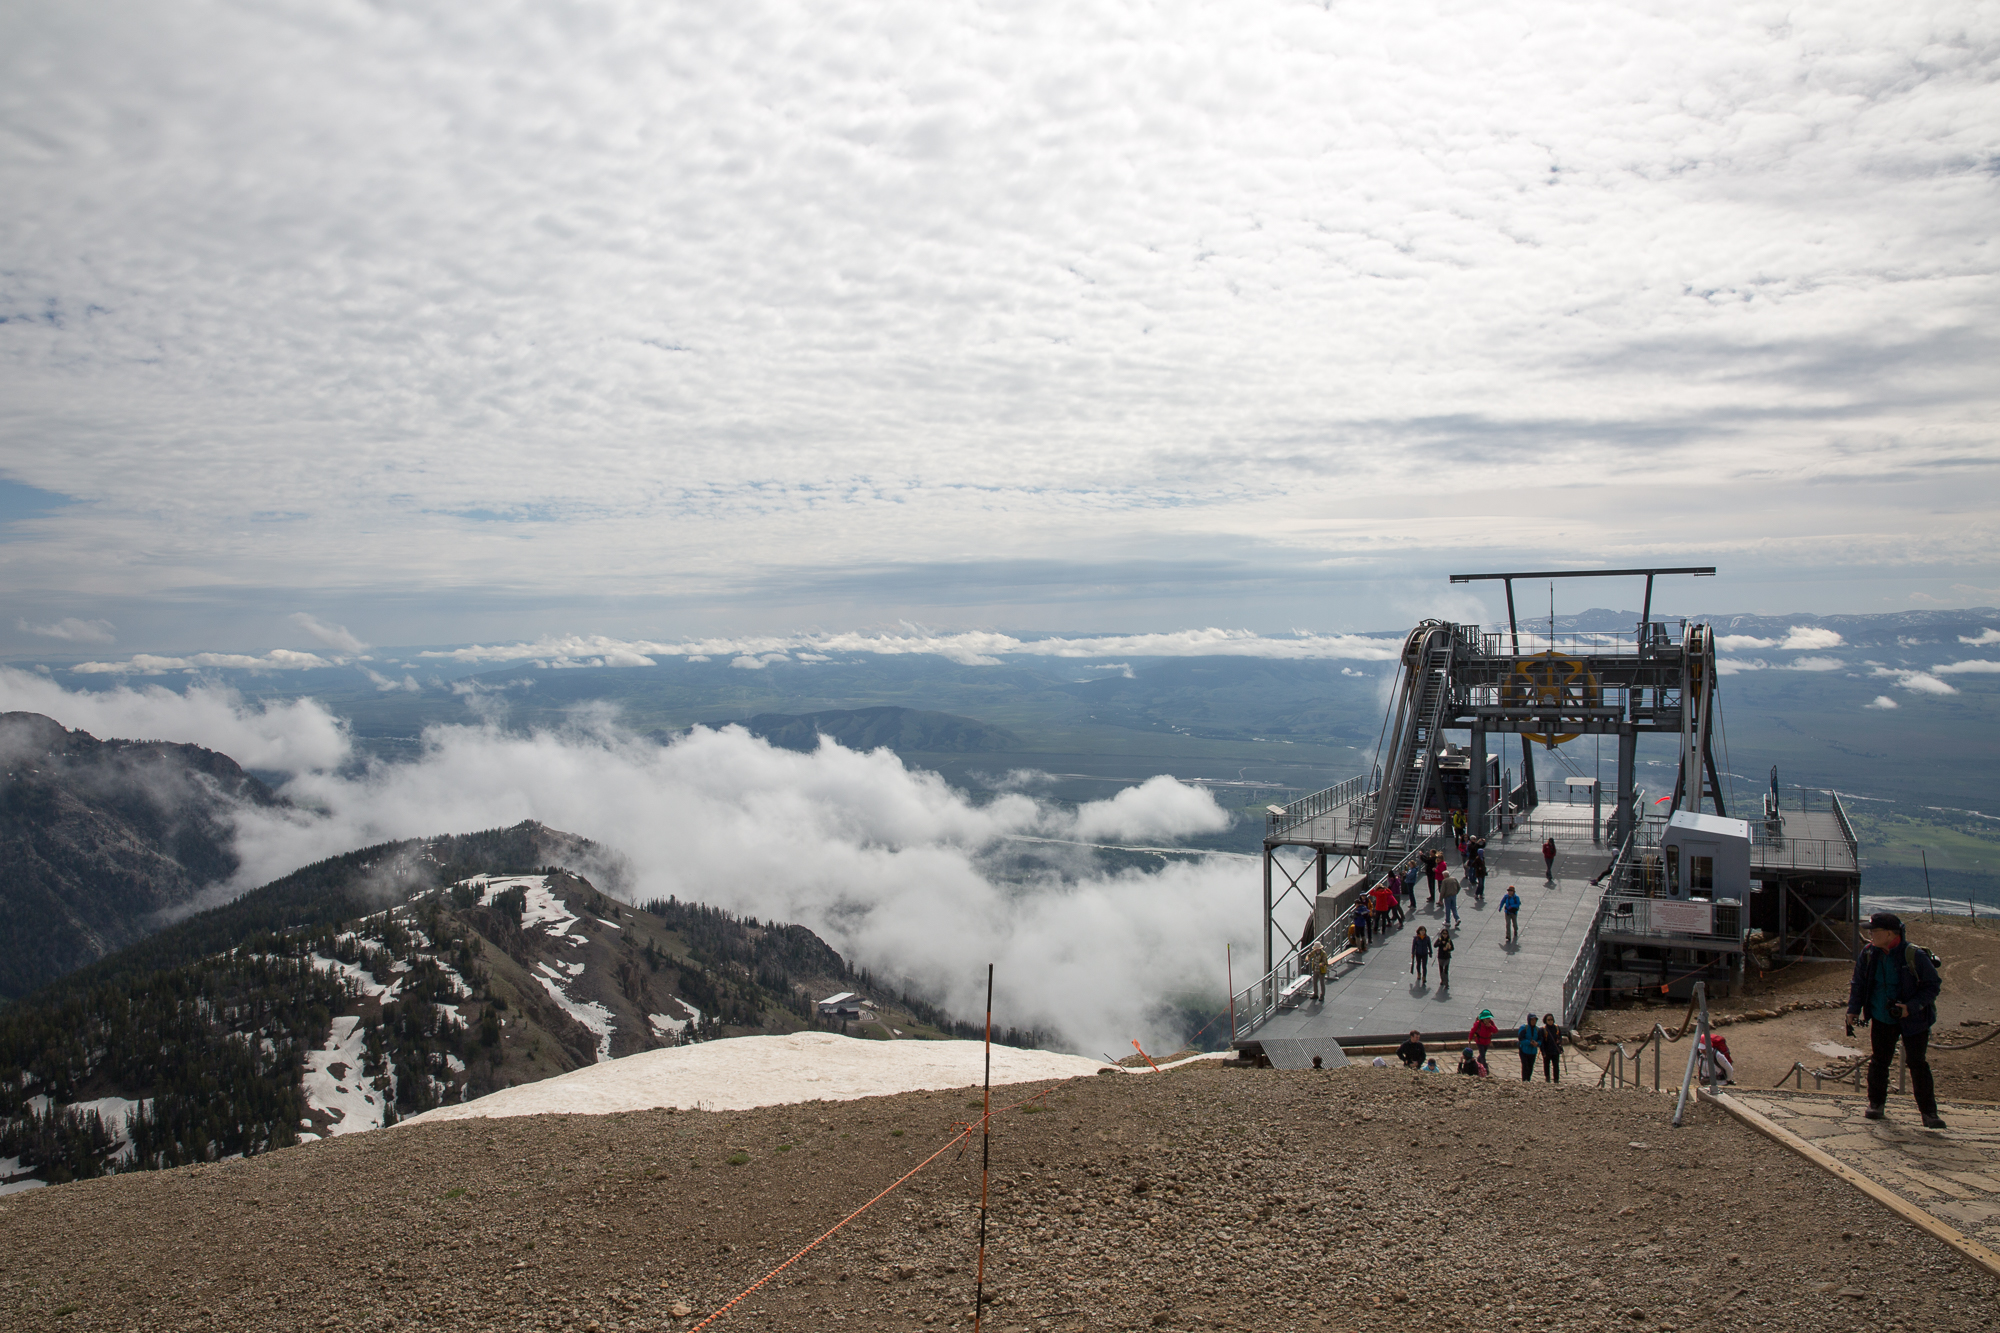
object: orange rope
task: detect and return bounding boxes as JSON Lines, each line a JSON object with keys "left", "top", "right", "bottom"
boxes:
{"left": 686, "top": 1080, "right": 1073, "bottom": 1331}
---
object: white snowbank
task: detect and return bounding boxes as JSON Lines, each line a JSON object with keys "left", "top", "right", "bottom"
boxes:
{"left": 302, "top": 1015, "right": 390, "bottom": 1135}
{"left": 402, "top": 1032, "right": 1118, "bottom": 1123}
{"left": 532, "top": 973, "right": 616, "bottom": 1063}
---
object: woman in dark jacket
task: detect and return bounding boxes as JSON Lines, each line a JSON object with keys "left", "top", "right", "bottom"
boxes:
{"left": 1410, "top": 927, "right": 1433, "bottom": 986}
{"left": 1538, "top": 1013, "right": 1563, "bottom": 1083}
{"left": 1434, "top": 928, "right": 1454, "bottom": 991}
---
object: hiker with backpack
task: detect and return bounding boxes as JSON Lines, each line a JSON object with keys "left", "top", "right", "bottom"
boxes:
{"left": 1845, "top": 911, "right": 1946, "bottom": 1129}
{"left": 1499, "top": 885, "right": 1522, "bottom": 943}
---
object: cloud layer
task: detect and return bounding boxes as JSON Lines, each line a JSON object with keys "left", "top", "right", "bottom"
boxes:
{"left": 0, "top": 668, "right": 1252, "bottom": 1054}
{"left": 3, "top": 0, "right": 1998, "bottom": 641}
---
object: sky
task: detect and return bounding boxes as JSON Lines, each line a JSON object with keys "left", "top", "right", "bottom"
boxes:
{"left": 4, "top": 0, "right": 1999, "bottom": 658}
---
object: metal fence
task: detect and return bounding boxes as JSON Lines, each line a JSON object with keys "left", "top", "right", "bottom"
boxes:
{"left": 1266, "top": 772, "right": 1369, "bottom": 839}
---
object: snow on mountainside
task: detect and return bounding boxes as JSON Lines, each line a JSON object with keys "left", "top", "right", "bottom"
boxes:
{"left": 0, "top": 861, "right": 1004, "bottom": 1191}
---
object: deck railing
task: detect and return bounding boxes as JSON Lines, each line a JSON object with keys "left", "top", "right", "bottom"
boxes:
{"left": 1267, "top": 773, "right": 1369, "bottom": 839}
{"left": 1229, "top": 829, "right": 1444, "bottom": 1040}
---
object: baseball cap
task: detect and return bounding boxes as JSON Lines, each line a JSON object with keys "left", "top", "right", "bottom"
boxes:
{"left": 1867, "top": 912, "right": 1904, "bottom": 933}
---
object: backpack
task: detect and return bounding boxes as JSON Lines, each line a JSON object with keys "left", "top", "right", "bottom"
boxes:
{"left": 1905, "top": 944, "right": 1943, "bottom": 1007}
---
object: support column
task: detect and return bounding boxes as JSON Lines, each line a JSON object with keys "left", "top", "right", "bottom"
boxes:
{"left": 1613, "top": 725, "right": 1637, "bottom": 846}
{"left": 1262, "top": 846, "right": 1274, "bottom": 990}
{"left": 1469, "top": 725, "right": 1488, "bottom": 839}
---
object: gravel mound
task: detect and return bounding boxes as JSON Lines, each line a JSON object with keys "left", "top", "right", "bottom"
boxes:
{"left": 2, "top": 1062, "right": 1994, "bottom": 1331}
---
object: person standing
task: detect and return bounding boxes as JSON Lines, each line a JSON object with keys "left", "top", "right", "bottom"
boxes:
{"left": 1499, "top": 885, "right": 1522, "bottom": 943}
{"left": 1306, "top": 940, "right": 1329, "bottom": 1003}
{"left": 1538, "top": 1013, "right": 1563, "bottom": 1083}
{"left": 1845, "top": 911, "right": 1946, "bottom": 1128}
{"left": 1469, "top": 848, "right": 1488, "bottom": 904}
{"left": 1515, "top": 1012, "right": 1539, "bottom": 1080}
{"left": 1542, "top": 836, "right": 1558, "bottom": 885}
{"left": 1411, "top": 926, "right": 1432, "bottom": 987}
{"left": 1428, "top": 852, "right": 1445, "bottom": 905}
{"left": 1470, "top": 1008, "right": 1498, "bottom": 1069}
{"left": 1441, "top": 870, "right": 1462, "bottom": 926}
{"left": 1434, "top": 928, "right": 1454, "bottom": 992}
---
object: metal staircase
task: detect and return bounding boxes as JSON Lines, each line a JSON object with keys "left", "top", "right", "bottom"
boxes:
{"left": 1368, "top": 623, "right": 1457, "bottom": 869}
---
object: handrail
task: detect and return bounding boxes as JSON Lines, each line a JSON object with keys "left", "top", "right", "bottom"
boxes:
{"left": 1267, "top": 773, "right": 1369, "bottom": 839}
{"left": 1229, "top": 828, "right": 1445, "bottom": 1039}
{"left": 1672, "top": 981, "right": 1715, "bottom": 1127}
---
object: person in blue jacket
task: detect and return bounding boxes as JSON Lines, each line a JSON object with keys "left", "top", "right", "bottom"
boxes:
{"left": 1499, "top": 885, "right": 1522, "bottom": 943}
{"left": 1514, "top": 1011, "right": 1539, "bottom": 1080}
{"left": 1845, "top": 911, "right": 1945, "bottom": 1129}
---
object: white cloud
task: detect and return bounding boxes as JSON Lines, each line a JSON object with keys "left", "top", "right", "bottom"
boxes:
{"left": 1719, "top": 626, "right": 1846, "bottom": 653}
{"left": 1864, "top": 695, "right": 1898, "bottom": 710}
{"left": 0, "top": 673, "right": 1250, "bottom": 1054}
{"left": 1871, "top": 666, "right": 1957, "bottom": 695}
{"left": 1716, "top": 658, "right": 1768, "bottom": 675}
{"left": 70, "top": 650, "right": 333, "bottom": 675}
{"left": 16, "top": 617, "right": 115, "bottom": 645}
{"left": 362, "top": 668, "right": 420, "bottom": 693}
{"left": 288, "top": 613, "right": 368, "bottom": 655}
{"left": 1786, "top": 656, "right": 1845, "bottom": 672}
{"left": 1932, "top": 658, "right": 2000, "bottom": 674}
{"left": 1, "top": 2, "right": 1998, "bottom": 634}
{"left": 0, "top": 668, "right": 351, "bottom": 772}
{"left": 421, "top": 628, "right": 1403, "bottom": 667}
{"left": 1959, "top": 629, "right": 2000, "bottom": 646}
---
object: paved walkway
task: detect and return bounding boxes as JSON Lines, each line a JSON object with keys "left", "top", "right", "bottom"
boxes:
{"left": 1729, "top": 1090, "right": 2000, "bottom": 1252}
{"left": 1255, "top": 828, "right": 1609, "bottom": 1045}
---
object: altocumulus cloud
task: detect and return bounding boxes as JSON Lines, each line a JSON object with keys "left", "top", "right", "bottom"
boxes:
{"left": 0, "top": 669, "right": 1253, "bottom": 1054}
{"left": 0, "top": 0, "right": 1996, "bottom": 629}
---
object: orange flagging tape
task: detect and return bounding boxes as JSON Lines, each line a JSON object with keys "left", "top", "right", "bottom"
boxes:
{"left": 687, "top": 1081, "right": 1070, "bottom": 1331}
{"left": 1130, "top": 1040, "right": 1163, "bottom": 1074}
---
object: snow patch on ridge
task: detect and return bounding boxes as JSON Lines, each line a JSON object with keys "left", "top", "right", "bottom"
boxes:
{"left": 301, "top": 1015, "right": 390, "bottom": 1136}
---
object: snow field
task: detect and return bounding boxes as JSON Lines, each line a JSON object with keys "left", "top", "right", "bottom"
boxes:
{"left": 402, "top": 1032, "right": 1124, "bottom": 1124}
{"left": 300, "top": 1015, "right": 389, "bottom": 1137}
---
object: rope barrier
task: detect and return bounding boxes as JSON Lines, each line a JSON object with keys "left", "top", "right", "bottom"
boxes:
{"left": 685, "top": 1079, "right": 1072, "bottom": 1331}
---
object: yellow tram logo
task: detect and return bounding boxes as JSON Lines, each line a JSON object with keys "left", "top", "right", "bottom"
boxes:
{"left": 1499, "top": 652, "right": 1602, "bottom": 747}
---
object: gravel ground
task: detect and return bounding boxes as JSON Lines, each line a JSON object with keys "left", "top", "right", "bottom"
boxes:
{"left": 3, "top": 1063, "right": 1998, "bottom": 1332}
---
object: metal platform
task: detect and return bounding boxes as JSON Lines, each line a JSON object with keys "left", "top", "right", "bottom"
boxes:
{"left": 1241, "top": 829, "right": 1605, "bottom": 1053}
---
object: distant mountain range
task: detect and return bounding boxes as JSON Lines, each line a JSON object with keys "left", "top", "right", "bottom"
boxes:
{"left": 1484, "top": 606, "right": 2000, "bottom": 645}
{"left": 727, "top": 705, "right": 1021, "bottom": 754}
{"left": 0, "top": 711, "right": 279, "bottom": 1001}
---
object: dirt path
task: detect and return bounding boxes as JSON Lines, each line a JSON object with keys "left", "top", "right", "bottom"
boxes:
{"left": 1581, "top": 916, "right": 2000, "bottom": 1101}
{"left": 4, "top": 1061, "right": 1998, "bottom": 1332}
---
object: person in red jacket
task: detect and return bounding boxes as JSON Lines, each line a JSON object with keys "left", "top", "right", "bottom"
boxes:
{"left": 1543, "top": 836, "right": 1558, "bottom": 885}
{"left": 1469, "top": 1008, "right": 1499, "bottom": 1068}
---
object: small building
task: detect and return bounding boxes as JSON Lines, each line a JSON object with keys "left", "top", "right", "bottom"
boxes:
{"left": 1661, "top": 810, "right": 1751, "bottom": 902}
{"left": 817, "top": 992, "right": 865, "bottom": 1018}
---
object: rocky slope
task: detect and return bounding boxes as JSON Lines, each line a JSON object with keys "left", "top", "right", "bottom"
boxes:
{"left": 0, "top": 1061, "right": 1994, "bottom": 1331}
{"left": 0, "top": 711, "right": 279, "bottom": 1000}
{"left": 0, "top": 844, "right": 1011, "bottom": 1188}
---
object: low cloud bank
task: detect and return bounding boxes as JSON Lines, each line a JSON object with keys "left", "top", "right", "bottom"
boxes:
{"left": 413, "top": 627, "right": 1404, "bottom": 668}
{"left": 0, "top": 669, "right": 1249, "bottom": 1055}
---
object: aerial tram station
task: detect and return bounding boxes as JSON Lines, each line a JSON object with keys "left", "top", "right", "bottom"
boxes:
{"left": 1232, "top": 568, "right": 1862, "bottom": 1066}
